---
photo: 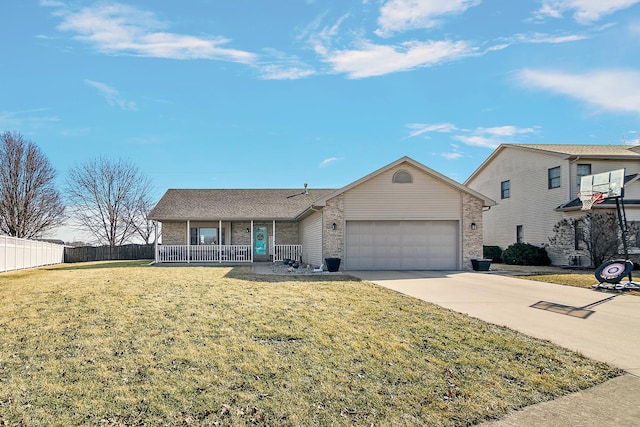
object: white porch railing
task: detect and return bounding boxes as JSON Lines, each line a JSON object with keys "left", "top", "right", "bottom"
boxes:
{"left": 156, "top": 245, "right": 252, "bottom": 263}
{"left": 273, "top": 245, "right": 302, "bottom": 262}
{"left": 1, "top": 235, "right": 65, "bottom": 273}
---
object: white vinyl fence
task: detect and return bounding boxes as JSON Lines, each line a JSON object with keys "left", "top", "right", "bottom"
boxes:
{"left": 1, "top": 235, "right": 65, "bottom": 273}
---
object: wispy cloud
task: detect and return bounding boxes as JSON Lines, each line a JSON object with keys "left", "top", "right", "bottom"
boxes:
{"left": 84, "top": 80, "right": 137, "bottom": 110}
{"left": 441, "top": 152, "right": 463, "bottom": 160}
{"left": 452, "top": 135, "right": 499, "bottom": 148}
{"left": 45, "top": 2, "right": 257, "bottom": 63}
{"left": 257, "top": 49, "right": 315, "bottom": 80}
{"left": 440, "top": 144, "right": 465, "bottom": 159}
{"left": 301, "top": 12, "right": 350, "bottom": 57}
{"left": 477, "top": 126, "right": 537, "bottom": 137}
{"left": 323, "top": 39, "right": 476, "bottom": 79}
{"left": 406, "top": 122, "right": 458, "bottom": 138}
{"left": 511, "top": 32, "right": 589, "bottom": 44}
{"left": 320, "top": 157, "right": 340, "bottom": 167}
{"left": 407, "top": 122, "right": 538, "bottom": 149}
{"left": 534, "top": 0, "right": 640, "bottom": 24}
{"left": 518, "top": 69, "right": 640, "bottom": 114}
{"left": 0, "top": 109, "right": 60, "bottom": 130}
{"left": 259, "top": 65, "right": 316, "bottom": 80}
{"left": 375, "top": 0, "right": 481, "bottom": 37}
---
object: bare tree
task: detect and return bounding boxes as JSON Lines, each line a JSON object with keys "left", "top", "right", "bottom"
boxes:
{"left": 129, "top": 194, "right": 157, "bottom": 244}
{"left": 549, "top": 211, "right": 626, "bottom": 267}
{"left": 0, "top": 131, "right": 65, "bottom": 238}
{"left": 66, "top": 157, "right": 152, "bottom": 246}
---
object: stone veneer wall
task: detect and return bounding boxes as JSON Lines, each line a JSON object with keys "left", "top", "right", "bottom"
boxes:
{"left": 462, "top": 193, "right": 484, "bottom": 271}
{"left": 322, "top": 195, "right": 345, "bottom": 263}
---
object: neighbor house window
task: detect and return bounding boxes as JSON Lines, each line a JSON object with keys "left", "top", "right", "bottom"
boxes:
{"left": 501, "top": 180, "right": 510, "bottom": 199}
{"left": 392, "top": 170, "right": 413, "bottom": 183}
{"left": 516, "top": 225, "right": 524, "bottom": 244}
{"left": 190, "top": 227, "right": 225, "bottom": 245}
{"left": 577, "top": 164, "right": 591, "bottom": 188}
{"left": 548, "top": 166, "right": 561, "bottom": 189}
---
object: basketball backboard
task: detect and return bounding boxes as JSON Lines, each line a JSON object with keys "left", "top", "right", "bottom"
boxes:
{"left": 579, "top": 168, "right": 625, "bottom": 210}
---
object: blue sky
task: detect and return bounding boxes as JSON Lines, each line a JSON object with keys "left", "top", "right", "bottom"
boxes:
{"left": 2, "top": 0, "right": 640, "bottom": 201}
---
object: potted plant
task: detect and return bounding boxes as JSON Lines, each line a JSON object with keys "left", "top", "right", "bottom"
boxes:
{"left": 471, "top": 258, "right": 492, "bottom": 271}
{"left": 325, "top": 257, "right": 341, "bottom": 272}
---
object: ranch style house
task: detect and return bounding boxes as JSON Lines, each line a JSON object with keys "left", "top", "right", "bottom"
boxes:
{"left": 149, "top": 156, "right": 495, "bottom": 271}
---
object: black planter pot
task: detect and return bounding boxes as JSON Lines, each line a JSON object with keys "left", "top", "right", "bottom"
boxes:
{"left": 471, "top": 259, "right": 492, "bottom": 271}
{"left": 325, "top": 257, "right": 341, "bottom": 272}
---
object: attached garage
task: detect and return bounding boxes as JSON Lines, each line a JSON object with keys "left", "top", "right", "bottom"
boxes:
{"left": 298, "top": 156, "right": 495, "bottom": 271}
{"left": 345, "top": 220, "right": 459, "bottom": 270}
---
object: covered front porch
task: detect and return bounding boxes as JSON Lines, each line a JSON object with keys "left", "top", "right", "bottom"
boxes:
{"left": 154, "top": 219, "right": 302, "bottom": 264}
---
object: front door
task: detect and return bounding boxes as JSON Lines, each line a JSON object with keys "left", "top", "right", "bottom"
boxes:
{"left": 254, "top": 226, "right": 267, "bottom": 258}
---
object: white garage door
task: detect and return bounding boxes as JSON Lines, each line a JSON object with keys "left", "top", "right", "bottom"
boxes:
{"left": 345, "top": 220, "right": 459, "bottom": 270}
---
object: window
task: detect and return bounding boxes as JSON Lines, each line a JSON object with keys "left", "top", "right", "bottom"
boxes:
{"left": 501, "top": 180, "right": 510, "bottom": 199}
{"left": 516, "top": 225, "right": 524, "bottom": 244}
{"left": 577, "top": 164, "right": 591, "bottom": 188}
{"left": 392, "top": 170, "right": 413, "bottom": 183}
{"left": 548, "top": 166, "right": 561, "bottom": 189}
{"left": 190, "top": 227, "right": 225, "bottom": 245}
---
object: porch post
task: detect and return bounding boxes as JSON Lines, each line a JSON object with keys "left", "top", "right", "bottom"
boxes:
{"left": 154, "top": 221, "right": 158, "bottom": 263}
{"left": 250, "top": 220, "right": 254, "bottom": 263}
{"left": 219, "top": 219, "right": 223, "bottom": 264}
{"left": 273, "top": 220, "right": 276, "bottom": 263}
{"left": 186, "top": 220, "right": 190, "bottom": 263}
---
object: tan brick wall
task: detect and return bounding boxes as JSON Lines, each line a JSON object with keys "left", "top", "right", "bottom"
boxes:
{"left": 322, "top": 195, "right": 344, "bottom": 264}
{"left": 273, "top": 222, "right": 299, "bottom": 245}
{"left": 462, "top": 194, "right": 484, "bottom": 271}
{"left": 162, "top": 221, "right": 187, "bottom": 245}
{"left": 231, "top": 222, "right": 252, "bottom": 245}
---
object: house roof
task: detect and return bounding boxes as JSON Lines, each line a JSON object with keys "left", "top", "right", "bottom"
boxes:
{"left": 307, "top": 156, "right": 496, "bottom": 213}
{"left": 512, "top": 144, "right": 640, "bottom": 157}
{"left": 150, "top": 156, "right": 496, "bottom": 222}
{"left": 148, "top": 188, "right": 336, "bottom": 221}
{"left": 465, "top": 144, "right": 640, "bottom": 185}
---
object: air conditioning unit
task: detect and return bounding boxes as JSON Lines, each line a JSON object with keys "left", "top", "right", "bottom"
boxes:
{"left": 569, "top": 255, "right": 582, "bottom": 266}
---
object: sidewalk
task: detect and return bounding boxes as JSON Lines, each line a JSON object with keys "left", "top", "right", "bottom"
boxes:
{"left": 483, "top": 374, "right": 640, "bottom": 426}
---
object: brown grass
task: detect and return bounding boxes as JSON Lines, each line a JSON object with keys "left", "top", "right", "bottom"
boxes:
{"left": 522, "top": 272, "right": 640, "bottom": 296}
{"left": 0, "top": 261, "right": 621, "bottom": 426}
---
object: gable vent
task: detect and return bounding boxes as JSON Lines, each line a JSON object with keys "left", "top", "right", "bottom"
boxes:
{"left": 392, "top": 170, "right": 413, "bottom": 184}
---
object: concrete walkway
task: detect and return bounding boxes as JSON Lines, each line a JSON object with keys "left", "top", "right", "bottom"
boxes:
{"left": 349, "top": 270, "right": 640, "bottom": 426}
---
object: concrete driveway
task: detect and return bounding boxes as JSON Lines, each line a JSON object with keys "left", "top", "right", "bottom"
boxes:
{"left": 350, "top": 270, "right": 640, "bottom": 375}
{"left": 349, "top": 270, "right": 640, "bottom": 426}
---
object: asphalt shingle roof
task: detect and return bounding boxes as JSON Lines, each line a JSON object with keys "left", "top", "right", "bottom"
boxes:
{"left": 148, "top": 188, "right": 337, "bottom": 221}
{"left": 513, "top": 144, "right": 640, "bottom": 157}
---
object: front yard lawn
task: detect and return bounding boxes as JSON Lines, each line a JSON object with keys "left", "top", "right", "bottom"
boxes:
{"left": 0, "top": 261, "right": 620, "bottom": 426}
{"left": 524, "top": 273, "right": 640, "bottom": 296}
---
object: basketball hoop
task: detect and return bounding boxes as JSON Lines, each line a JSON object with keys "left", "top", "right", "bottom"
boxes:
{"left": 578, "top": 191, "right": 603, "bottom": 211}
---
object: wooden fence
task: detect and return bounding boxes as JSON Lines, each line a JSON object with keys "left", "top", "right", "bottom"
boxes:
{"left": 64, "top": 244, "right": 154, "bottom": 263}
{"left": 1, "top": 235, "right": 65, "bottom": 273}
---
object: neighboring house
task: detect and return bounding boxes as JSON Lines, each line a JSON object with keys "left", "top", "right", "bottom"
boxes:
{"left": 148, "top": 156, "right": 495, "bottom": 271}
{"left": 465, "top": 144, "right": 640, "bottom": 266}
